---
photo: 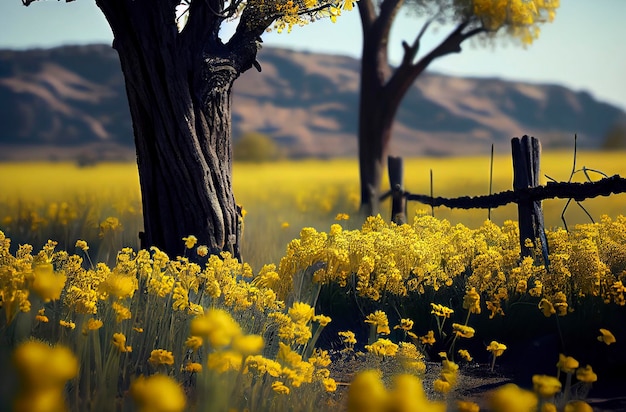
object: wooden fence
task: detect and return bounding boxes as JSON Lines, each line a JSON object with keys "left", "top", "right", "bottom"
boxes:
{"left": 381, "top": 135, "right": 626, "bottom": 266}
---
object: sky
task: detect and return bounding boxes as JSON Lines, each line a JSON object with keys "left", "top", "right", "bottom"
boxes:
{"left": 1, "top": 1, "right": 625, "bottom": 111}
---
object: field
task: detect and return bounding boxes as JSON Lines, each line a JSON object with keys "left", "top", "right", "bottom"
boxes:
{"left": 2, "top": 150, "right": 626, "bottom": 269}
{"left": 1, "top": 151, "right": 626, "bottom": 411}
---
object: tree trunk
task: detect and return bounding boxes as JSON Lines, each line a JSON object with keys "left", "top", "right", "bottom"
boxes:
{"left": 95, "top": 1, "right": 260, "bottom": 259}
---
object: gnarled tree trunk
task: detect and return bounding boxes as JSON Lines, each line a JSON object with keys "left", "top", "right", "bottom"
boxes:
{"left": 96, "top": 0, "right": 261, "bottom": 259}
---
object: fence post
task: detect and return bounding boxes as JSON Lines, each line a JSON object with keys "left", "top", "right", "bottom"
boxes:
{"left": 388, "top": 156, "right": 407, "bottom": 224}
{"left": 511, "top": 136, "right": 549, "bottom": 266}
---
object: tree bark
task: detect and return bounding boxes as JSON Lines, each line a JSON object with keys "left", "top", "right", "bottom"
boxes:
{"left": 356, "top": 0, "right": 484, "bottom": 216}
{"left": 93, "top": 0, "right": 261, "bottom": 259}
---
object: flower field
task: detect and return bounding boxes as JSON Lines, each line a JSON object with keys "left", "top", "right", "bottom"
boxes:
{"left": 1, "top": 152, "right": 626, "bottom": 411}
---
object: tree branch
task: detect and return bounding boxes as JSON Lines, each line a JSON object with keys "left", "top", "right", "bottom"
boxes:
{"left": 400, "top": 17, "right": 433, "bottom": 68}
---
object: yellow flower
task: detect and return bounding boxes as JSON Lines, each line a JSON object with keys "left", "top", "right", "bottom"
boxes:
{"left": 457, "top": 400, "right": 480, "bottom": 412}
{"left": 232, "top": 334, "right": 264, "bottom": 356}
{"left": 575, "top": 365, "right": 598, "bottom": 383}
{"left": 458, "top": 349, "right": 473, "bottom": 362}
{"left": 347, "top": 370, "right": 388, "bottom": 412}
{"left": 312, "top": 314, "right": 332, "bottom": 326}
{"left": 339, "top": 330, "right": 357, "bottom": 346}
{"left": 433, "top": 378, "right": 452, "bottom": 394}
{"left": 487, "top": 341, "right": 507, "bottom": 357}
{"left": 538, "top": 299, "right": 556, "bottom": 317}
{"left": 420, "top": 330, "right": 436, "bottom": 346}
{"left": 111, "top": 301, "right": 132, "bottom": 322}
{"left": 272, "top": 381, "right": 290, "bottom": 395}
{"left": 59, "top": 320, "right": 76, "bottom": 330}
{"left": 190, "top": 309, "right": 242, "bottom": 349}
{"left": 183, "top": 362, "right": 203, "bottom": 373}
{"left": 487, "top": 383, "right": 538, "bottom": 412}
{"left": 335, "top": 213, "right": 350, "bottom": 220}
{"left": 112, "top": 332, "right": 132, "bottom": 353}
{"left": 30, "top": 263, "right": 66, "bottom": 302}
{"left": 365, "top": 338, "right": 398, "bottom": 357}
{"left": 81, "top": 318, "right": 103, "bottom": 335}
{"left": 557, "top": 354, "right": 579, "bottom": 374}
{"left": 394, "top": 318, "right": 414, "bottom": 331}
{"left": 365, "top": 310, "right": 391, "bottom": 335}
{"left": 463, "top": 287, "right": 481, "bottom": 314}
{"left": 597, "top": 328, "right": 616, "bottom": 345}
{"left": 431, "top": 303, "right": 454, "bottom": 318}
{"left": 99, "top": 217, "right": 122, "bottom": 238}
{"left": 196, "top": 245, "right": 208, "bottom": 257}
{"left": 288, "top": 302, "right": 315, "bottom": 324}
{"left": 12, "top": 341, "right": 79, "bottom": 412}
{"left": 185, "top": 336, "right": 203, "bottom": 352}
{"left": 564, "top": 401, "right": 594, "bottom": 412}
{"left": 35, "top": 308, "right": 49, "bottom": 323}
{"left": 133, "top": 327, "right": 144, "bottom": 333}
{"left": 148, "top": 349, "right": 174, "bottom": 367}
{"left": 207, "top": 350, "right": 243, "bottom": 372}
{"left": 75, "top": 240, "right": 89, "bottom": 251}
{"left": 452, "top": 323, "right": 475, "bottom": 339}
{"left": 182, "top": 235, "right": 198, "bottom": 249}
{"left": 321, "top": 376, "right": 337, "bottom": 392}
{"left": 532, "top": 375, "right": 562, "bottom": 398}
{"left": 130, "top": 374, "right": 186, "bottom": 412}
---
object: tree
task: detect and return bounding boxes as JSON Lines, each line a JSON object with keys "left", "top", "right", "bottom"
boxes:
{"left": 353, "top": 0, "right": 560, "bottom": 215}
{"left": 22, "top": 0, "right": 350, "bottom": 259}
{"left": 234, "top": 131, "right": 283, "bottom": 162}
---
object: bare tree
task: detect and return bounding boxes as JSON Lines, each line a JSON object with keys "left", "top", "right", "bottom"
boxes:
{"left": 355, "top": 0, "right": 560, "bottom": 215}
{"left": 21, "top": 0, "right": 350, "bottom": 259}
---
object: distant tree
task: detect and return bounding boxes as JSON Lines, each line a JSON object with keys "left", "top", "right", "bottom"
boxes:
{"left": 602, "top": 120, "right": 626, "bottom": 150}
{"left": 352, "top": 0, "right": 560, "bottom": 215}
{"left": 22, "top": 0, "right": 352, "bottom": 258}
{"left": 234, "top": 131, "right": 283, "bottom": 162}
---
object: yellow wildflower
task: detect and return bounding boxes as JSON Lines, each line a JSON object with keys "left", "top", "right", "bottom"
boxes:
{"left": 463, "top": 287, "right": 481, "bottom": 314}
{"left": 452, "top": 323, "right": 475, "bottom": 338}
{"left": 458, "top": 349, "right": 473, "bottom": 362}
{"left": 30, "top": 263, "right": 66, "bottom": 303}
{"left": 557, "top": 354, "right": 579, "bottom": 374}
{"left": 365, "top": 310, "right": 391, "bottom": 335}
{"left": 394, "top": 318, "right": 414, "bottom": 331}
{"left": 487, "top": 341, "right": 507, "bottom": 357}
{"left": 133, "top": 327, "right": 144, "bottom": 333}
{"left": 232, "top": 334, "right": 264, "bottom": 356}
{"left": 12, "top": 341, "right": 79, "bottom": 412}
{"left": 431, "top": 303, "right": 454, "bottom": 318}
{"left": 365, "top": 338, "right": 398, "bottom": 357}
{"left": 420, "top": 330, "right": 436, "bottom": 346}
{"left": 532, "top": 375, "right": 562, "bottom": 398}
{"left": 130, "top": 374, "right": 186, "bottom": 412}
{"left": 312, "top": 314, "right": 332, "bottom": 326}
{"left": 433, "top": 378, "right": 452, "bottom": 394}
{"left": 75, "top": 240, "right": 89, "bottom": 251}
{"left": 59, "top": 320, "right": 76, "bottom": 330}
{"left": 347, "top": 370, "right": 387, "bottom": 412}
{"left": 185, "top": 336, "right": 203, "bottom": 352}
{"left": 148, "top": 349, "right": 174, "bottom": 367}
{"left": 564, "top": 401, "right": 594, "bottom": 412}
{"left": 190, "top": 309, "right": 242, "bottom": 349}
{"left": 288, "top": 302, "right": 314, "bottom": 324}
{"left": 196, "top": 245, "right": 208, "bottom": 257}
{"left": 207, "top": 350, "right": 243, "bottom": 372}
{"left": 597, "top": 328, "right": 616, "bottom": 345}
{"left": 182, "top": 235, "right": 198, "bottom": 249}
{"left": 183, "top": 362, "right": 202, "bottom": 373}
{"left": 576, "top": 365, "right": 597, "bottom": 383}
{"left": 111, "top": 301, "right": 132, "bottom": 322}
{"left": 487, "top": 383, "right": 538, "bottom": 412}
{"left": 81, "top": 318, "right": 103, "bottom": 335}
{"left": 457, "top": 400, "right": 480, "bottom": 412}
{"left": 322, "top": 377, "right": 337, "bottom": 392}
{"left": 112, "top": 332, "right": 132, "bottom": 353}
{"left": 35, "top": 308, "right": 49, "bottom": 323}
{"left": 335, "top": 213, "right": 350, "bottom": 220}
{"left": 272, "top": 381, "right": 290, "bottom": 395}
{"left": 538, "top": 299, "right": 556, "bottom": 317}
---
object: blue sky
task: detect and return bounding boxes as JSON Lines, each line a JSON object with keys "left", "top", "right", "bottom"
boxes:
{"left": 2, "top": 1, "right": 625, "bottom": 111}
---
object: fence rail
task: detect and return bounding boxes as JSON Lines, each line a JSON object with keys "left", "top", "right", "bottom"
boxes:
{"left": 381, "top": 136, "right": 626, "bottom": 266}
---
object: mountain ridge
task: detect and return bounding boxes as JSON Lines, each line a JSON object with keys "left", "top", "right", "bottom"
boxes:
{"left": 0, "top": 44, "right": 623, "bottom": 160}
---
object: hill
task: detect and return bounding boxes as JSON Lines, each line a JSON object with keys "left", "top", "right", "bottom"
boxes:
{"left": 0, "top": 44, "right": 624, "bottom": 160}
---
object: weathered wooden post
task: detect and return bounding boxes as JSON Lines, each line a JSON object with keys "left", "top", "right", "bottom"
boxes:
{"left": 511, "top": 136, "right": 549, "bottom": 266}
{"left": 388, "top": 156, "right": 407, "bottom": 224}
